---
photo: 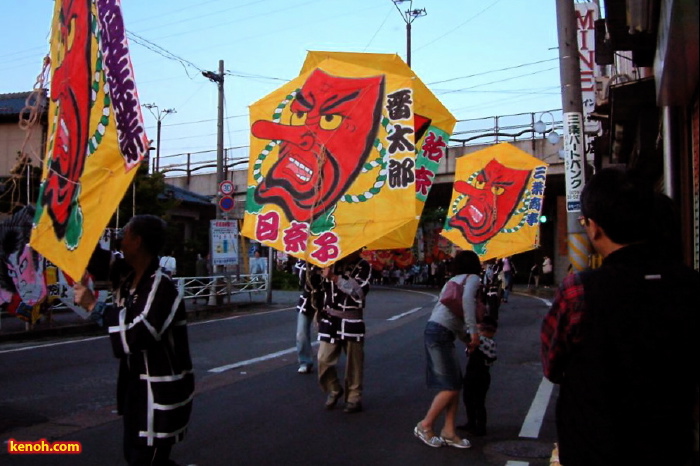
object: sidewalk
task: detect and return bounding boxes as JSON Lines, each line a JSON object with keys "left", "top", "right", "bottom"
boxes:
{"left": 0, "top": 289, "right": 302, "bottom": 344}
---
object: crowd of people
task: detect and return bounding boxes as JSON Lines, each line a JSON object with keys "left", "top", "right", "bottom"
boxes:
{"left": 370, "top": 261, "right": 448, "bottom": 287}
{"left": 413, "top": 167, "right": 699, "bottom": 463}
{"left": 65, "top": 168, "right": 698, "bottom": 465}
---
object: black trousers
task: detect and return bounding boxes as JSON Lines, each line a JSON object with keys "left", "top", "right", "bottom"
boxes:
{"left": 122, "top": 381, "right": 176, "bottom": 466}
{"left": 462, "top": 366, "right": 491, "bottom": 431}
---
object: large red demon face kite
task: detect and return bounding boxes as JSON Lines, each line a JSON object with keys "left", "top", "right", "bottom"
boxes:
{"left": 43, "top": 0, "right": 91, "bottom": 240}
{"left": 448, "top": 159, "right": 531, "bottom": 244}
{"left": 251, "top": 69, "right": 385, "bottom": 223}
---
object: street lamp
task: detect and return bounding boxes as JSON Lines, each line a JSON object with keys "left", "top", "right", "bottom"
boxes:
{"left": 143, "top": 103, "right": 176, "bottom": 172}
{"left": 392, "top": 0, "right": 426, "bottom": 67}
{"left": 534, "top": 111, "right": 561, "bottom": 145}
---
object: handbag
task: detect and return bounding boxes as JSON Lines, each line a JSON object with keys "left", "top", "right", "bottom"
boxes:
{"left": 440, "top": 274, "right": 487, "bottom": 322}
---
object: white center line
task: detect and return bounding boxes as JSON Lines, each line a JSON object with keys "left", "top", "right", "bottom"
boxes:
{"left": 387, "top": 307, "right": 422, "bottom": 321}
{"left": 0, "top": 335, "right": 107, "bottom": 354}
{"left": 208, "top": 342, "right": 319, "bottom": 374}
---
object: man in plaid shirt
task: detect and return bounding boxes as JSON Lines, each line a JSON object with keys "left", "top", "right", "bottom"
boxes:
{"left": 541, "top": 169, "right": 699, "bottom": 466}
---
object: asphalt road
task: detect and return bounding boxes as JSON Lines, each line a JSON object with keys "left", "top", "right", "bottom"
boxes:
{"left": 0, "top": 286, "right": 558, "bottom": 465}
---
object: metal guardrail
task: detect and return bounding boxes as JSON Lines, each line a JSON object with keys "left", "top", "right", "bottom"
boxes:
{"left": 176, "top": 274, "right": 269, "bottom": 303}
{"left": 0, "top": 274, "right": 269, "bottom": 331}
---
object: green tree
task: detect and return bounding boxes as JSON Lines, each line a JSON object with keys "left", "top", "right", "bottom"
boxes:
{"left": 419, "top": 206, "right": 447, "bottom": 229}
{"left": 112, "top": 168, "right": 178, "bottom": 227}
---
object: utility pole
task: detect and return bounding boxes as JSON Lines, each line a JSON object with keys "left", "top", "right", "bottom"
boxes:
{"left": 203, "top": 61, "right": 252, "bottom": 303}
{"left": 392, "top": 0, "right": 426, "bottom": 67}
{"left": 203, "top": 60, "right": 225, "bottom": 218}
{"left": 555, "top": 0, "right": 592, "bottom": 272}
{"left": 142, "top": 103, "right": 176, "bottom": 172}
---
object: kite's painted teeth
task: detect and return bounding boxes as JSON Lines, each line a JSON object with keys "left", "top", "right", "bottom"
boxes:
{"left": 469, "top": 205, "right": 484, "bottom": 223}
{"left": 289, "top": 156, "right": 312, "bottom": 175}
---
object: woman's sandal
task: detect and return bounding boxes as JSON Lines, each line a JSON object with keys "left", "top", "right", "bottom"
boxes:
{"left": 439, "top": 432, "right": 472, "bottom": 449}
{"left": 414, "top": 422, "right": 444, "bottom": 448}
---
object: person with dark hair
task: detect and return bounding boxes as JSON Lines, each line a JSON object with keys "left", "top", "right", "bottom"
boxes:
{"left": 414, "top": 250, "right": 481, "bottom": 449}
{"left": 541, "top": 168, "right": 699, "bottom": 466}
{"left": 74, "top": 215, "right": 194, "bottom": 465}
{"left": 249, "top": 248, "right": 267, "bottom": 276}
{"left": 458, "top": 315, "right": 498, "bottom": 436}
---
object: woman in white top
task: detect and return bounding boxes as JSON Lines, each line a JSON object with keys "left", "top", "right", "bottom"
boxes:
{"left": 414, "top": 250, "right": 481, "bottom": 449}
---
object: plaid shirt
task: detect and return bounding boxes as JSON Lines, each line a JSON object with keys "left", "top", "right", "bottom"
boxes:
{"left": 540, "top": 272, "right": 586, "bottom": 384}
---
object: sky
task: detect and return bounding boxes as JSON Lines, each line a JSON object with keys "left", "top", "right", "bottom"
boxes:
{"left": 0, "top": 0, "right": 564, "bottom": 174}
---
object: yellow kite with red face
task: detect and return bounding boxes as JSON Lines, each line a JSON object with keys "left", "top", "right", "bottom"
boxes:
{"left": 242, "top": 51, "right": 455, "bottom": 266}
{"left": 441, "top": 143, "right": 548, "bottom": 261}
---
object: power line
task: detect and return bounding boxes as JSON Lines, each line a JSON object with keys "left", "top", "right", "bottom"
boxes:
{"left": 145, "top": 0, "right": 324, "bottom": 43}
{"left": 364, "top": 3, "right": 395, "bottom": 51}
{"left": 158, "top": 114, "right": 247, "bottom": 128}
{"left": 128, "top": 0, "right": 269, "bottom": 33}
{"left": 427, "top": 58, "right": 559, "bottom": 85}
{"left": 126, "top": 30, "right": 204, "bottom": 77}
{"left": 125, "top": 30, "right": 292, "bottom": 84}
{"left": 224, "top": 71, "right": 290, "bottom": 82}
{"left": 413, "top": 0, "right": 504, "bottom": 53}
{"left": 437, "top": 66, "right": 559, "bottom": 95}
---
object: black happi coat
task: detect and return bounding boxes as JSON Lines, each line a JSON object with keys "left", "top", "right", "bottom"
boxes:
{"left": 295, "top": 261, "right": 324, "bottom": 318}
{"left": 104, "top": 260, "right": 194, "bottom": 447}
{"left": 318, "top": 258, "right": 371, "bottom": 343}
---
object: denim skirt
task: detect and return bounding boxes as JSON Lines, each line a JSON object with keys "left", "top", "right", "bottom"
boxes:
{"left": 424, "top": 321, "right": 462, "bottom": 391}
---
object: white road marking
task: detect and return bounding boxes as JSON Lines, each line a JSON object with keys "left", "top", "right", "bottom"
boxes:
{"left": 0, "top": 335, "right": 107, "bottom": 354}
{"left": 208, "top": 347, "right": 296, "bottom": 373}
{"left": 189, "top": 306, "right": 297, "bottom": 326}
{"left": 387, "top": 307, "right": 423, "bottom": 321}
{"left": 391, "top": 288, "right": 438, "bottom": 300}
{"left": 207, "top": 342, "right": 317, "bottom": 374}
{"left": 519, "top": 377, "right": 554, "bottom": 438}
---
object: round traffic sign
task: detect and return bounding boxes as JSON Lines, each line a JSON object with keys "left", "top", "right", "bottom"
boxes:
{"left": 219, "top": 195, "right": 235, "bottom": 212}
{"left": 219, "top": 180, "right": 234, "bottom": 196}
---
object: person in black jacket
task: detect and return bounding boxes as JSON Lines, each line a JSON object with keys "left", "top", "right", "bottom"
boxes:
{"left": 317, "top": 250, "right": 371, "bottom": 414}
{"left": 541, "top": 169, "right": 699, "bottom": 466}
{"left": 75, "top": 215, "right": 194, "bottom": 465}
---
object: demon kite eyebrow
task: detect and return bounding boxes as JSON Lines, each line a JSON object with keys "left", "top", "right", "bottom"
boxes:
{"left": 294, "top": 91, "right": 314, "bottom": 110}
{"left": 321, "top": 90, "right": 360, "bottom": 113}
{"left": 492, "top": 179, "right": 515, "bottom": 186}
{"left": 477, "top": 169, "right": 515, "bottom": 186}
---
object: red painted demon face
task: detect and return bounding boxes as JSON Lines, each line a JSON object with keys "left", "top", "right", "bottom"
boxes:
{"left": 251, "top": 69, "right": 385, "bottom": 223}
{"left": 43, "top": 0, "right": 91, "bottom": 239}
{"left": 449, "top": 159, "right": 530, "bottom": 244}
